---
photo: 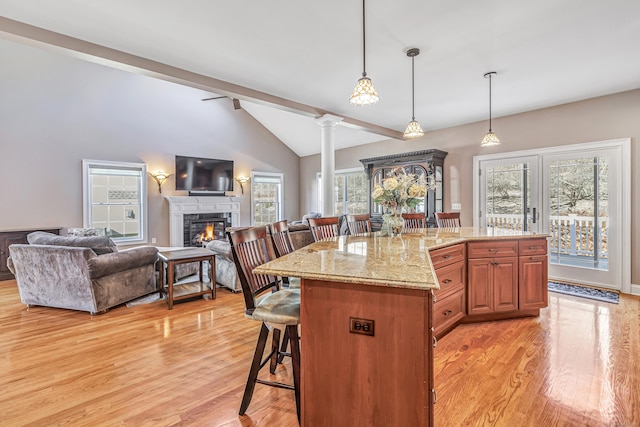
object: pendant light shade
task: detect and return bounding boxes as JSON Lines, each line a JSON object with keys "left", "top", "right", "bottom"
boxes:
{"left": 403, "top": 48, "right": 424, "bottom": 139}
{"left": 349, "top": 0, "right": 379, "bottom": 106}
{"left": 480, "top": 71, "right": 500, "bottom": 147}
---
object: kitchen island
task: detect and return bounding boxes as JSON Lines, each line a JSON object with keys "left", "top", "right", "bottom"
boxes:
{"left": 254, "top": 227, "right": 549, "bottom": 427}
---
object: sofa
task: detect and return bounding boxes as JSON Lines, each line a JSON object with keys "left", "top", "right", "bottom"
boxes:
{"left": 206, "top": 223, "right": 314, "bottom": 292}
{"left": 7, "top": 232, "right": 158, "bottom": 314}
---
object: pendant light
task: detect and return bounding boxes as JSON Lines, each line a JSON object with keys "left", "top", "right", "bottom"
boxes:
{"left": 349, "top": 0, "right": 379, "bottom": 106}
{"left": 481, "top": 71, "right": 500, "bottom": 147}
{"left": 403, "top": 48, "right": 424, "bottom": 139}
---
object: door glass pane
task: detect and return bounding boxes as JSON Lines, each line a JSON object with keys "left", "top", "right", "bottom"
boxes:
{"left": 485, "top": 163, "right": 530, "bottom": 231}
{"left": 548, "top": 157, "right": 608, "bottom": 271}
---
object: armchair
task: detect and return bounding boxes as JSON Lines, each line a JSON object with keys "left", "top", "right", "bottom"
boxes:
{"left": 8, "top": 232, "right": 158, "bottom": 315}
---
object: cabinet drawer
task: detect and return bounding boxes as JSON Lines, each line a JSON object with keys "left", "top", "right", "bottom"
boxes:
{"left": 467, "top": 240, "right": 518, "bottom": 259}
{"left": 430, "top": 243, "right": 465, "bottom": 269}
{"left": 433, "top": 288, "right": 465, "bottom": 337}
{"left": 519, "top": 239, "right": 548, "bottom": 256}
{"left": 434, "top": 260, "right": 465, "bottom": 300}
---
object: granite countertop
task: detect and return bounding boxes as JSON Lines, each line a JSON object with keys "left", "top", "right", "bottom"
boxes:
{"left": 254, "top": 227, "right": 548, "bottom": 291}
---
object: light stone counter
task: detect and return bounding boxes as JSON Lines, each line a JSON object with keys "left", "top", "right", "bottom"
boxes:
{"left": 254, "top": 227, "right": 548, "bottom": 290}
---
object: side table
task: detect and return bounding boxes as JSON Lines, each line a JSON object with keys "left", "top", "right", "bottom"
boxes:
{"left": 157, "top": 247, "right": 216, "bottom": 309}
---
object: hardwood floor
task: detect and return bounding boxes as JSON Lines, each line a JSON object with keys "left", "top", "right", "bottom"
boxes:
{"left": 0, "top": 280, "right": 638, "bottom": 426}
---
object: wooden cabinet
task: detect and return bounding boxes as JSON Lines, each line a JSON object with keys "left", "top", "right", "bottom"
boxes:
{"left": 467, "top": 238, "right": 549, "bottom": 317}
{"left": 0, "top": 227, "right": 63, "bottom": 281}
{"left": 467, "top": 256, "right": 518, "bottom": 314}
{"left": 467, "top": 240, "right": 519, "bottom": 315}
{"left": 360, "top": 149, "right": 447, "bottom": 227}
{"left": 519, "top": 239, "right": 548, "bottom": 310}
{"left": 301, "top": 279, "right": 434, "bottom": 426}
{"left": 431, "top": 243, "right": 466, "bottom": 337}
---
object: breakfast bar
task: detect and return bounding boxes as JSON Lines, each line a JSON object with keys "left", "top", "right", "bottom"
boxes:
{"left": 254, "top": 227, "right": 549, "bottom": 426}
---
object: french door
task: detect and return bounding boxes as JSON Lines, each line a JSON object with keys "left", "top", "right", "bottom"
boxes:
{"left": 542, "top": 149, "right": 622, "bottom": 290}
{"left": 475, "top": 140, "right": 629, "bottom": 291}
{"left": 479, "top": 156, "right": 540, "bottom": 234}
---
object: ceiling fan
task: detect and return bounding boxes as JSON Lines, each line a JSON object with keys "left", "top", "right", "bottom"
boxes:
{"left": 201, "top": 95, "right": 241, "bottom": 110}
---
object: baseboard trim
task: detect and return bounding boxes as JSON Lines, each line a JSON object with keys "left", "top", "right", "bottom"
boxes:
{"left": 630, "top": 283, "right": 640, "bottom": 296}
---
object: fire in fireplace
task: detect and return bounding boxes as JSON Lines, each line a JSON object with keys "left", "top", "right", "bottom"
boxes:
{"left": 183, "top": 213, "right": 231, "bottom": 247}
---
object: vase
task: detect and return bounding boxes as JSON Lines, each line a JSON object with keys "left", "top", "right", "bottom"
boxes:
{"left": 383, "top": 210, "right": 405, "bottom": 237}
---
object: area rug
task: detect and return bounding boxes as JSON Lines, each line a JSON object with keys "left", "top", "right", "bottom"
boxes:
{"left": 126, "top": 293, "right": 165, "bottom": 307}
{"left": 548, "top": 281, "right": 619, "bottom": 304}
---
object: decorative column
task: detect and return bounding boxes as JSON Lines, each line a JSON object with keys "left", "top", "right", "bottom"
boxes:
{"left": 316, "top": 114, "right": 343, "bottom": 216}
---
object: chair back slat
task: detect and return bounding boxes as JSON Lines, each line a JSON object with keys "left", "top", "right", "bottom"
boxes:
{"left": 308, "top": 217, "right": 340, "bottom": 242}
{"left": 346, "top": 214, "right": 371, "bottom": 235}
{"left": 227, "top": 227, "right": 280, "bottom": 312}
{"left": 402, "top": 213, "right": 427, "bottom": 230}
{"left": 435, "top": 212, "right": 461, "bottom": 228}
{"left": 269, "top": 220, "right": 295, "bottom": 258}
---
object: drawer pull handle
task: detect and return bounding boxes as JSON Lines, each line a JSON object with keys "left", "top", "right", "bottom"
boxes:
{"left": 442, "top": 255, "right": 452, "bottom": 260}
{"left": 528, "top": 246, "right": 538, "bottom": 250}
{"left": 443, "top": 309, "right": 453, "bottom": 316}
{"left": 529, "top": 257, "right": 544, "bottom": 261}
{"left": 442, "top": 279, "right": 452, "bottom": 284}
{"left": 489, "top": 248, "right": 499, "bottom": 252}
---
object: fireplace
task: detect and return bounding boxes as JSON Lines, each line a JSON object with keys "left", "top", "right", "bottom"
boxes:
{"left": 166, "top": 196, "right": 241, "bottom": 247}
{"left": 183, "top": 213, "right": 231, "bottom": 247}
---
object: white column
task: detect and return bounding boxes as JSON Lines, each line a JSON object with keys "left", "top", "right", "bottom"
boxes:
{"left": 316, "top": 114, "right": 343, "bottom": 216}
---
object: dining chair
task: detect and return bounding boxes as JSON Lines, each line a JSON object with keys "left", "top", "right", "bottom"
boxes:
{"left": 308, "top": 217, "right": 340, "bottom": 242}
{"left": 227, "top": 227, "right": 301, "bottom": 422}
{"left": 346, "top": 214, "right": 372, "bottom": 235}
{"left": 435, "top": 212, "right": 461, "bottom": 227}
{"left": 401, "top": 212, "right": 427, "bottom": 231}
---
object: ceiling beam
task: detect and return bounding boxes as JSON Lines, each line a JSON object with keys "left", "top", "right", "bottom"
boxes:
{"left": 0, "top": 16, "right": 404, "bottom": 140}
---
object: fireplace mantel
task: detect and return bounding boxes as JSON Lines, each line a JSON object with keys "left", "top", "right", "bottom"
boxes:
{"left": 166, "top": 196, "right": 241, "bottom": 246}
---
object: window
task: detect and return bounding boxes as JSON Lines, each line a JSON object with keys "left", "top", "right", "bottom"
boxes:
{"left": 317, "top": 168, "right": 369, "bottom": 215}
{"left": 251, "top": 172, "right": 284, "bottom": 225}
{"left": 82, "top": 160, "right": 147, "bottom": 245}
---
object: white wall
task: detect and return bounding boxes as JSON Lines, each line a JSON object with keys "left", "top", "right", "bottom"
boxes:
{"left": 0, "top": 39, "right": 300, "bottom": 246}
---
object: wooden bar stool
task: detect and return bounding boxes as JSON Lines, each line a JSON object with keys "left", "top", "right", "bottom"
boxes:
{"left": 435, "top": 212, "right": 461, "bottom": 227}
{"left": 227, "top": 227, "right": 301, "bottom": 422}
{"left": 401, "top": 212, "right": 427, "bottom": 231}
{"left": 346, "top": 214, "right": 372, "bottom": 235}
{"left": 308, "top": 217, "right": 340, "bottom": 242}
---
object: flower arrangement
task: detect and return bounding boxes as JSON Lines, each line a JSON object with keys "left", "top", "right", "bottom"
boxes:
{"left": 371, "top": 167, "right": 435, "bottom": 213}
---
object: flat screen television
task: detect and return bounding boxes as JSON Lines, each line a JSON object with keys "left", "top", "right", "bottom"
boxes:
{"left": 175, "top": 155, "right": 234, "bottom": 194}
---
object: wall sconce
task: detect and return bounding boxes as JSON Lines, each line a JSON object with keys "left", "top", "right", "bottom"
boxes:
{"left": 235, "top": 176, "right": 250, "bottom": 194}
{"left": 149, "top": 171, "right": 172, "bottom": 193}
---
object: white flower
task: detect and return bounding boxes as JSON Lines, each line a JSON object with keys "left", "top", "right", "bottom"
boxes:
{"left": 371, "top": 185, "right": 384, "bottom": 199}
{"left": 383, "top": 177, "right": 399, "bottom": 191}
{"left": 408, "top": 184, "right": 427, "bottom": 198}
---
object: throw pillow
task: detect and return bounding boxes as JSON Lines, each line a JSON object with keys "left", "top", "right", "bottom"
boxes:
{"left": 27, "top": 231, "right": 118, "bottom": 255}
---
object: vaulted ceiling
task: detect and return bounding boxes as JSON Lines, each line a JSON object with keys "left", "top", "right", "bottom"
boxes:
{"left": 1, "top": 0, "right": 639, "bottom": 156}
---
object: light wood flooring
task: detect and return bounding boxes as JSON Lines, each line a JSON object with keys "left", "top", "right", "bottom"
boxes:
{"left": 0, "top": 280, "right": 638, "bottom": 426}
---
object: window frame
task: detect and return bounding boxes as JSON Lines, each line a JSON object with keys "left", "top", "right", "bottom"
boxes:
{"left": 82, "top": 159, "right": 148, "bottom": 245}
{"left": 250, "top": 171, "right": 284, "bottom": 226}
{"left": 316, "top": 167, "right": 369, "bottom": 215}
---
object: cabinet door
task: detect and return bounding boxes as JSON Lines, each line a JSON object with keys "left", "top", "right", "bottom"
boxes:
{"left": 467, "top": 258, "right": 493, "bottom": 315}
{"left": 493, "top": 257, "right": 518, "bottom": 312}
{"left": 519, "top": 255, "right": 548, "bottom": 310}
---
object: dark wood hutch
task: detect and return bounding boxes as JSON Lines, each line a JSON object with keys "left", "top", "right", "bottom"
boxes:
{"left": 360, "top": 149, "right": 448, "bottom": 227}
